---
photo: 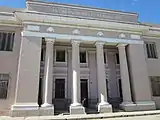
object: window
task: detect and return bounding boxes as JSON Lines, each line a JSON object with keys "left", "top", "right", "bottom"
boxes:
{"left": 80, "top": 51, "right": 87, "bottom": 63}
{"left": 0, "top": 32, "right": 15, "bottom": 51}
{"left": 146, "top": 42, "right": 157, "bottom": 58}
{"left": 115, "top": 53, "right": 120, "bottom": 64}
{"left": 41, "top": 48, "right": 44, "bottom": 61}
{"left": 151, "top": 77, "right": 160, "bottom": 96}
{"left": 55, "top": 79, "right": 65, "bottom": 99}
{"left": 104, "top": 52, "right": 106, "bottom": 64}
{"left": 0, "top": 74, "right": 9, "bottom": 99}
{"left": 56, "top": 50, "right": 65, "bottom": 62}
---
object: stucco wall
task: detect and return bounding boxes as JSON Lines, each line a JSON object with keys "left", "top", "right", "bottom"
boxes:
{"left": 0, "top": 26, "right": 21, "bottom": 109}
{"left": 144, "top": 37, "right": 160, "bottom": 109}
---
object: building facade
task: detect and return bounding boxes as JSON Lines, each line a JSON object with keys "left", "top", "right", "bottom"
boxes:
{"left": 0, "top": 0, "right": 160, "bottom": 117}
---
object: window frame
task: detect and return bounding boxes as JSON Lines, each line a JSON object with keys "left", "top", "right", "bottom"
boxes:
{"left": 115, "top": 53, "right": 120, "bottom": 65}
{"left": 145, "top": 42, "right": 158, "bottom": 59}
{"left": 150, "top": 76, "right": 160, "bottom": 97}
{"left": 80, "top": 48, "right": 88, "bottom": 67}
{"left": 55, "top": 47, "right": 67, "bottom": 63}
{"left": 80, "top": 51, "right": 87, "bottom": 63}
{"left": 0, "top": 32, "right": 15, "bottom": 52}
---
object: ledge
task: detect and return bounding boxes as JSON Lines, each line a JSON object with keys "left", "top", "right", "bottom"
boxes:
{"left": 4, "top": 110, "right": 160, "bottom": 119}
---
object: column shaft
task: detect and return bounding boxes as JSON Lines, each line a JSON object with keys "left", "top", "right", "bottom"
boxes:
{"left": 118, "top": 45, "right": 133, "bottom": 104}
{"left": 42, "top": 40, "right": 54, "bottom": 107}
{"left": 70, "top": 41, "right": 85, "bottom": 114}
{"left": 118, "top": 44, "right": 136, "bottom": 112}
{"left": 96, "top": 42, "right": 112, "bottom": 113}
{"left": 71, "top": 41, "right": 81, "bottom": 105}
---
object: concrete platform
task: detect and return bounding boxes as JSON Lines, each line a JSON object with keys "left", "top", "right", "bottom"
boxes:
{"left": 1, "top": 110, "right": 160, "bottom": 120}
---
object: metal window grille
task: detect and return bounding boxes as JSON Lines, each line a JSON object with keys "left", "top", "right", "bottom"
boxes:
{"left": 146, "top": 42, "right": 157, "bottom": 58}
{"left": 0, "top": 32, "right": 15, "bottom": 51}
{"left": 0, "top": 74, "right": 9, "bottom": 99}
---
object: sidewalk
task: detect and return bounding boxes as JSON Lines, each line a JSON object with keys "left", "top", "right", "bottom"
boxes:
{"left": 1, "top": 110, "right": 160, "bottom": 120}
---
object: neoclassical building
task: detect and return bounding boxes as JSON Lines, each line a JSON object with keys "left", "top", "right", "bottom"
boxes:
{"left": 0, "top": 0, "right": 160, "bottom": 117}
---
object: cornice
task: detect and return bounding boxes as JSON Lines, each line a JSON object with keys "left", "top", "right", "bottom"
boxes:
{"left": 26, "top": 0, "right": 138, "bottom": 16}
{"left": 15, "top": 11, "right": 149, "bottom": 33}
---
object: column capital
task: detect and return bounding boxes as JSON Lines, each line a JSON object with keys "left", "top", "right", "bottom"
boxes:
{"left": 95, "top": 42, "right": 105, "bottom": 48}
{"left": 117, "top": 44, "right": 128, "bottom": 48}
{"left": 71, "top": 40, "right": 81, "bottom": 46}
{"left": 45, "top": 38, "right": 55, "bottom": 44}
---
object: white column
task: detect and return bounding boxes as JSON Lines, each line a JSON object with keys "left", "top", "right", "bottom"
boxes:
{"left": 72, "top": 41, "right": 80, "bottom": 105}
{"left": 96, "top": 42, "right": 112, "bottom": 113}
{"left": 41, "top": 40, "right": 54, "bottom": 108}
{"left": 118, "top": 45, "right": 134, "bottom": 110}
{"left": 70, "top": 40, "right": 85, "bottom": 114}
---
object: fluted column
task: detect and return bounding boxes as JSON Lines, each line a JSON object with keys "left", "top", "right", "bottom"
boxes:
{"left": 70, "top": 40, "right": 85, "bottom": 114}
{"left": 96, "top": 42, "right": 112, "bottom": 113}
{"left": 41, "top": 39, "right": 54, "bottom": 111}
{"left": 118, "top": 44, "right": 135, "bottom": 111}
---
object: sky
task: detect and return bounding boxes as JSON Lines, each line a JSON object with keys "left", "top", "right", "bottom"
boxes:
{"left": 0, "top": 0, "right": 159, "bottom": 24}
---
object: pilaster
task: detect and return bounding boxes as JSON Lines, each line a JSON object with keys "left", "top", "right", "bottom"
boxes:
{"left": 118, "top": 44, "right": 136, "bottom": 111}
{"left": 11, "top": 36, "right": 42, "bottom": 117}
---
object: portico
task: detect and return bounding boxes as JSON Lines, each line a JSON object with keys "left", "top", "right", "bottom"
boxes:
{"left": 10, "top": 25, "right": 155, "bottom": 116}
{"left": 0, "top": 0, "right": 156, "bottom": 117}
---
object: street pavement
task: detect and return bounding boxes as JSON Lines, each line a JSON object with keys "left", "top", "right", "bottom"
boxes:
{"left": 99, "top": 115, "right": 160, "bottom": 120}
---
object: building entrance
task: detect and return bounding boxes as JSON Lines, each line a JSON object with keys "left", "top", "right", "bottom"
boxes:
{"left": 80, "top": 79, "right": 88, "bottom": 108}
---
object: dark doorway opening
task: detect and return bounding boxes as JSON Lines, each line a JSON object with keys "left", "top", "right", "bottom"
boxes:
{"left": 38, "top": 78, "right": 43, "bottom": 107}
{"left": 118, "top": 79, "right": 123, "bottom": 102}
{"left": 80, "top": 79, "right": 88, "bottom": 108}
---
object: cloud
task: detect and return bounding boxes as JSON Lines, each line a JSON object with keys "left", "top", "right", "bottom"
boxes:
{"left": 132, "top": 0, "right": 138, "bottom": 5}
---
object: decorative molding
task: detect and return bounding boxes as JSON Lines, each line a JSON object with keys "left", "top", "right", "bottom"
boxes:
{"left": 130, "top": 34, "right": 141, "bottom": 39}
{"left": 26, "top": 25, "right": 40, "bottom": 31}
{"left": 119, "top": 33, "right": 126, "bottom": 38}
{"left": 46, "top": 27, "right": 55, "bottom": 33}
{"left": 97, "top": 31, "right": 104, "bottom": 37}
{"left": 72, "top": 29, "right": 80, "bottom": 35}
{"left": 22, "top": 31, "right": 144, "bottom": 44}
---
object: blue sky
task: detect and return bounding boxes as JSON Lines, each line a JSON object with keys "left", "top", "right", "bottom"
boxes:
{"left": 0, "top": 0, "right": 159, "bottom": 24}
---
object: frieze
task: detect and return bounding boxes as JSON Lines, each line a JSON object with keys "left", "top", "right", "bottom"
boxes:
{"left": 26, "top": 25, "right": 40, "bottom": 31}
{"left": 27, "top": 1, "right": 138, "bottom": 23}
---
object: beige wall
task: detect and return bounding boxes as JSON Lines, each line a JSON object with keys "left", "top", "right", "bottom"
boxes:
{"left": 0, "top": 26, "right": 21, "bottom": 109}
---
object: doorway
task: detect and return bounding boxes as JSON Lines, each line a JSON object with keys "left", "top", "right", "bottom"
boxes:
{"left": 38, "top": 78, "right": 43, "bottom": 107}
{"left": 80, "top": 79, "right": 88, "bottom": 108}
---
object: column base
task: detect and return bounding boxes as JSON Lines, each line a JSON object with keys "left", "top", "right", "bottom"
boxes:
{"left": 10, "top": 103, "right": 54, "bottom": 117}
{"left": 70, "top": 103, "right": 86, "bottom": 114}
{"left": 10, "top": 103, "right": 39, "bottom": 117}
{"left": 40, "top": 103, "right": 54, "bottom": 116}
{"left": 135, "top": 101, "right": 156, "bottom": 111}
{"left": 120, "top": 102, "right": 136, "bottom": 111}
{"left": 98, "top": 102, "right": 112, "bottom": 113}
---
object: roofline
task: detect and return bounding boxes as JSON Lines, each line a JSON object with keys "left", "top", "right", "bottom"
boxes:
{"left": 26, "top": 0, "right": 138, "bottom": 16}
